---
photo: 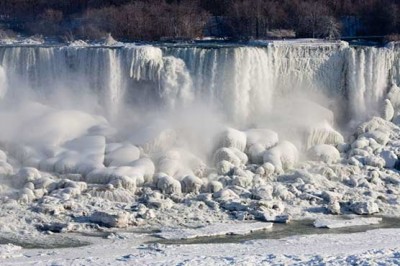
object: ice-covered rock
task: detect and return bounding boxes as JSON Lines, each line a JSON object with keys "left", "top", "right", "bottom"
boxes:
{"left": 216, "top": 128, "right": 247, "bottom": 152}
{"left": 157, "top": 150, "right": 202, "bottom": 180}
{"left": 213, "top": 147, "right": 247, "bottom": 167}
{"left": 12, "top": 167, "right": 41, "bottom": 188}
{"left": 251, "top": 185, "right": 273, "bottom": 200}
{"left": 356, "top": 117, "right": 399, "bottom": 138}
{"left": 337, "top": 143, "right": 351, "bottom": 153}
{"left": 246, "top": 129, "right": 279, "bottom": 150}
{"left": 306, "top": 121, "right": 344, "bottom": 149}
{"left": 350, "top": 201, "right": 380, "bottom": 215}
{"left": 86, "top": 158, "right": 154, "bottom": 186}
{"left": 327, "top": 201, "right": 341, "bottom": 215}
{"left": 382, "top": 99, "right": 394, "bottom": 121}
{"left": 0, "top": 161, "right": 13, "bottom": 176}
{"left": 263, "top": 141, "right": 299, "bottom": 173}
{"left": 216, "top": 160, "right": 234, "bottom": 175}
{"left": 361, "top": 130, "right": 389, "bottom": 146}
{"left": 262, "top": 162, "right": 275, "bottom": 176}
{"left": 18, "top": 187, "right": 36, "bottom": 203}
{"left": 388, "top": 84, "right": 400, "bottom": 112}
{"left": 127, "top": 157, "right": 155, "bottom": 184}
{"left": 88, "top": 187, "right": 135, "bottom": 202}
{"left": 248, "top": 143, "right": 266, "bottom": 164}
{"left": 213, "top": 188, "right": 239, "bottom": 201}
{"left": 156, "top": 174, "right": 182, "bottom": 195}
{"left": 181, "top": 175, "right": 203, "bottom": 194}
{"left": 205, "top": 180, "right": 223, "bottom": 193}
{"left": 109, "top": 175, "right": 137, "bottom": 192}
{"left": 105, "top": 144, "right": 140, "bottom": 166}
{"left": 232, "top": 175, "right": 253, "bottom": 188}
{"left": 259, "top": 214, "right": 291, "bottom": 223}
{"left": 351, "top": 138, "right": 369, "bottom": 149}
{"left": 307, "top": 144, "right": 340, "bottom": 164}
{"left": 131, "top": 127, "right": 177, "bottom": 154}
{"left": 41, "top": 135, "right": 106, "bottom": 175}
{"left": 89, "top": 211, "right": 131, "bottom": 228}
{"left": 364, "top": 156, "right": 386, "bottom": 168}
{"left": 380, "top": 150, "right": 398, "bottom": 168}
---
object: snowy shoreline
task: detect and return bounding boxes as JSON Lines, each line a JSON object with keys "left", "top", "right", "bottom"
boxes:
{"left": 3, "top": 227, "right": 400, "bottom": 265}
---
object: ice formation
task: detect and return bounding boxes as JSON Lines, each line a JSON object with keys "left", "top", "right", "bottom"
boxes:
{"left": 0, "top": 41, "right": 400, "bottom": 233}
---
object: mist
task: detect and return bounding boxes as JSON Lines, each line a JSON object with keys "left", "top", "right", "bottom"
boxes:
{"left": 0, "top": 42, "right": 397, "bottom": 192}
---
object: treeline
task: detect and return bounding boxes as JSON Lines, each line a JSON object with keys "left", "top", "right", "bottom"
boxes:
{"left": 0, "top": 0, "right": 399, "bottom": 41}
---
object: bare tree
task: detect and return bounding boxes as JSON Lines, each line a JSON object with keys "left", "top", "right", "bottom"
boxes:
{"left": 27, "top": 9, "right": 64, "bottom": 36}
{"left": 292, "top": 1, "right": 340, "bottom": 39}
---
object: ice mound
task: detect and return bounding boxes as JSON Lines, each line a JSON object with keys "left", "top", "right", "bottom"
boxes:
{"left": 388, "top": 84, "right": 400, "bottom": 113}
{"left": 245, "top": 129, "right": 279, "bottom": 164}
{"left": 214, "top": 147, "right": 248, "bottom": 168}
{"left": 382, "top": 99, "right": 394, "bottom": 121}
{"left": 155, "top": 173, "right": 182, "bottom": 195}
{"left": 85, "top": 160, "right": 154, "bottom": 186}
{"left": 307, "top": 144, "right": 340, "bottom": 164}
{"left": 263, "top": 141, "right": 299, "bottom": 173}
{"left": 216, "top": 128, "right": 247, "bottom": 152}
{"left": 47, "top": 136, "right": 106, "bottom": 174}
{"left": 305, "top": 121, "right": 344, "bottom": 149}
{"left": 355, "top": 117, "right": 400, "bottom": 138}
{"left": 105, "top": 144, "right": 140, "bottom": 166}
{"left": 156, "top": 149, "right": 205, "bottom": 180}
{"left": 130, "top": 127, "right": 177, "bottom": 154}
{"left": 245, "top": 129, "right": 279, "bottom": 150}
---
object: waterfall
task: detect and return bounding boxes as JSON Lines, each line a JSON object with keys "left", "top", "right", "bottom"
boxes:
{"left": 0, "top": 42, "right": 398, "bottom": 125}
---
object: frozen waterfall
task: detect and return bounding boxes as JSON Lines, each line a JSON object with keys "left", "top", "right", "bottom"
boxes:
{"left": 0, "top": 42, "right": 398, "bottom": 124}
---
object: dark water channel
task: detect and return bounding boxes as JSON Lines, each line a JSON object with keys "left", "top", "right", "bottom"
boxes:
{"left": 153, "top": 216, "right": 400, "bottom": 245}
{"left": 2, "top": 216, "right": 400, "bottom": 249}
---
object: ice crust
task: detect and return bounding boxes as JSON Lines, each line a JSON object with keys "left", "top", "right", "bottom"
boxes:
{"left": 157, "top": 222, "right": 273, "bottom": 240}
{"left": 313, "top": 217, "right": 382, "bottom": 228}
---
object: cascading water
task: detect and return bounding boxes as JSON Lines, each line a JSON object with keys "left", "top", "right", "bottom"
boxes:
{"left": 346, "top": 47, "right": 396, "bottom": 121}
{"left": 0, "top": 41, "right": 399, "bottom": 186}
{"left": 0, "top": 42, "right": 398, "bottom": 125}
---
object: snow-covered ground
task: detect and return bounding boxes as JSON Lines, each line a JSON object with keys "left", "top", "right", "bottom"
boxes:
{"left": 2, "top": 227, "right": 400, "bottom": 265}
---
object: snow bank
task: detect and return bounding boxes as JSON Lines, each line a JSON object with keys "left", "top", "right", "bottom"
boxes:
{"left": 314, "top": 217, "right": 382, "bottom": 229}
{"left": 156, "top": 222, "right": 273, "bottom": 240}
